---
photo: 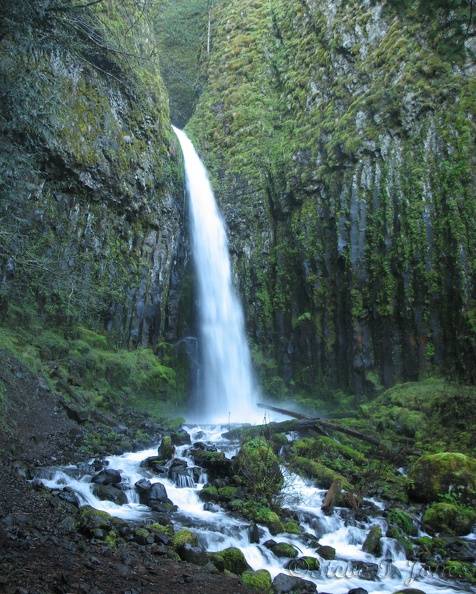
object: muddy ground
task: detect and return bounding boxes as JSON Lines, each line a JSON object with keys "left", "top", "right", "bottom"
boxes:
{"left": 0, "top": 349, "right": 256, "bottom": 594}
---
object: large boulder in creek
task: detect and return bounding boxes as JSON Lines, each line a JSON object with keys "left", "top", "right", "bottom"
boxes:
{"left": 272, "top": 572, "right": 317, "bottom": 593}
{"left": 362, "top": 525, "right": 383, "bottom": 556}
{"left": 92, "top": 484, "right": 128, "bottom": 506}
{"left": 408, "top": 453, "right": 476, "bottom": 503}
{"left": 134, "top": 479, "right": 176, "bottom": 512}
{"left": 91, "top": 468, "right": 122, "bottom": 486}
{"left": 232, "top": 438, "right": 283, "bottom": 497}
{"left": 158, "top": 435, "right": 175, "bottom": 460}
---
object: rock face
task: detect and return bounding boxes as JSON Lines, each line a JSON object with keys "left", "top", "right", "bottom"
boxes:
{"left": 0, "top": 2, "right": 186, "bottom": 348}
{"left": 187, "top": 0, "right": 476, "bottom": 398}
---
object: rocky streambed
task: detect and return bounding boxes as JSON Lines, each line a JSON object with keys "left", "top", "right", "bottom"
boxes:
{"left": 24, "top": 424, "right": 476, "bottom": 594}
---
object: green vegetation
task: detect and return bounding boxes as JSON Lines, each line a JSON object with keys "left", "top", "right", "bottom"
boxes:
{"left": 233, "top": 438, "right": 284, "bottom": 497}
{"left": 187, "top": 0, "right": 476, "bottom": 403}
{"left": 241, "top": 569, "right": 272, "bottom": 593}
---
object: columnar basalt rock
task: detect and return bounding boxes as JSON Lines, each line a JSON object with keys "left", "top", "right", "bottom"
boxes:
{"left": 187, "top": 0, "right": 476, "bottom": 398}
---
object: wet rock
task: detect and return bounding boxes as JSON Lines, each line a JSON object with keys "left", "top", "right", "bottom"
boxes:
{"left": 316, "top": 544, "right": 336, "bottom": 560}
{"left": 348, "top": 588, "right": 369, "bottom": 594}
{"left": 362, "top": 525, "right": 382, "bottom": 555}
{"left": 170, "top": 429, "right": 191, "bottom": 446}
{"left": 442, "top": 538, "right": 476, "bottom": 562}
{"left": 350, "top": 561, "right": 379, "bottom": 581}
{"left": 178, "top": 543, "right": 208, "bottom": 565}
{"left": 272, "top": 572, "right": 317, "bottom": 593}
{"left": 92, "top": 484, "right": 128, "bottom": 506}
{"left": 58, "top": 488, "right": 81, "bottom": 508}
{"left": 91, "top": 468, "right": 121, "bottom": 486}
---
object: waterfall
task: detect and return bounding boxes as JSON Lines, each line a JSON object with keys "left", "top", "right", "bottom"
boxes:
{"left": 173, "top": 127, "right": 257, "bottom": 424}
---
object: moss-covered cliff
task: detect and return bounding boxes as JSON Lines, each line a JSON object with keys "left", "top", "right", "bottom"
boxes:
{"left": 0, "top": 0, "right": 185, "bottom": 348}
{"left": 187, "top": 0, "right": 476, "bottom": 403}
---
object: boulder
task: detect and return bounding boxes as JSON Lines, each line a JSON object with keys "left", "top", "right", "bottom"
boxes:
{"left": 241, "top": 569, "right": 272, "bottom": 591}
{"left": 272, "top": 573, "right": 317, "bottom": 593}
{"left": 91, "top": 468, "right": 121, "bottom": 486}
{"left": 178, "top": 543, "right": 208, "bottom": 565}
{"left": 422, "top": 502, "right": 476, "bottom": 536}
{"left": 408, "top": 453, "right": 476, "bottom": 503}
{"left": 92, "top": 484, "right": 128, "bottom": 506}
{"left": 316, "top": 544, "right": 336, "bottom": 560}
{"left": 362, "top": 525, "right": 382, "bottom": 555}
{"left": 217, "top": 547, "right": 251, "bottom": 575}
{"left": 158, "top": 435, "right": 175, "bottom": 460}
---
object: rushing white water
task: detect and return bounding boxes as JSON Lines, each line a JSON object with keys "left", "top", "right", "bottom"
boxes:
{"left": 37, "top": 424, "right": 475, "bottom": 594}
{"left": 173, "top": 127, "right": 257, "bottom": 424}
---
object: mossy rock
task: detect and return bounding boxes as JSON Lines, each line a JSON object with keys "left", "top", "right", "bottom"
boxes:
{"left": 77, "top": 505, "right": 127, "bottom": 538}
{"left": 199, "top": 486, "right": 219, "bottom": 503}
{"left": 191, "top": 449, "right": 232, "bottom": 477}
{"left": 409, "top": 453, "right": 476, "bottom": 503}
{"left": 158, "top": 435, "right": 175, "bottom": 460}
{"left": 172, "top": 528, "right": 199, "bottom": 550}
{"left": 387, "top": 508, "right": 417, "bottom": 536}
{"left": 242, "top": 502, "right": 284, "bottom": 533}
{"left": 362, "top": 525, "right": 383, "bottom": 555}
{"left": 233, "top": 438, "right": 284, "bottom": 497}
{"left": 217, "top": 547, "right": 252, "bottom": 575}
{"left": 218, "top": 486, "right": 238, "bottom": 502}
{"left": 241, "top": 569, "right": 272, "bottom": 592}
{"left": 282, "top": 520, "right": 301, "bottom": 535}
{"left": 444, "top": 560, "right": 476, "bottom": 583}
{"left": 270, "top": 542, "right": 299, "bottom": 558}
{"left": 386, "top": 525, "right": 415, "bottom": 557}
{"left": 423, "top": 502, "right": 476, "bottom": 536}
{"left": 287, "top": 556, "right": 321, "bottom": 573}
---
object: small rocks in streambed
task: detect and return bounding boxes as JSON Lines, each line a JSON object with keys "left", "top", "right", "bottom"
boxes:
{"left": 91, "top": 468, "right": 121, "bottom": 486}
{"left": 272, "top": 572, "right": 317, "bottom": 593}
{"left": 348, "top": 588, "right": 369, "bottom": 594}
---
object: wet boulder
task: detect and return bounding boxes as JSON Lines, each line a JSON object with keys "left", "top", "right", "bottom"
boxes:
{"left": 134, "top": 479, "right": 175, "bottom": 512}
{"left": 158, "top": 435, "right": 175, "bottom": 460}
{"left": 178, "top": 543, "right": 208, "bottom": 565}
{"left": 91, "top": 468, "right": 121, "bottom": 486}
{"left": 362, "top": 525, "right": 382, "bottom": 556}
{"left": 272, "top": 572, "right": 317, "bottom": 593}
{"left": 92, "top": 484, "right": 128, "bottom": 506}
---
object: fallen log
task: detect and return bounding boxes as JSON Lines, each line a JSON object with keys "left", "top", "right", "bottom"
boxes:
{"left": 257, "top": 403, "right": 381, "bottom": 446}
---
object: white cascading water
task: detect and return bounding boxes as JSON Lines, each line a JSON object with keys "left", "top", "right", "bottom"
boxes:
{"left": 173, "top": 127, "right": 257, "bottom": 424}
{"left": 37, "top": 424, "right": 475, "bottom": 594}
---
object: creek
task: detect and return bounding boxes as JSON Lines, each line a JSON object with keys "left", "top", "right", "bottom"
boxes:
{"left": 36, "top": 129, "right": 475, "bottom": 593}
{"left": 37, "top": 423, "right": 475, "bottom": 594}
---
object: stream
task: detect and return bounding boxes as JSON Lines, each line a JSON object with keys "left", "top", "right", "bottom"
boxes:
{"left": 36, "top": 424, "right": 476, "bottom": 594}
